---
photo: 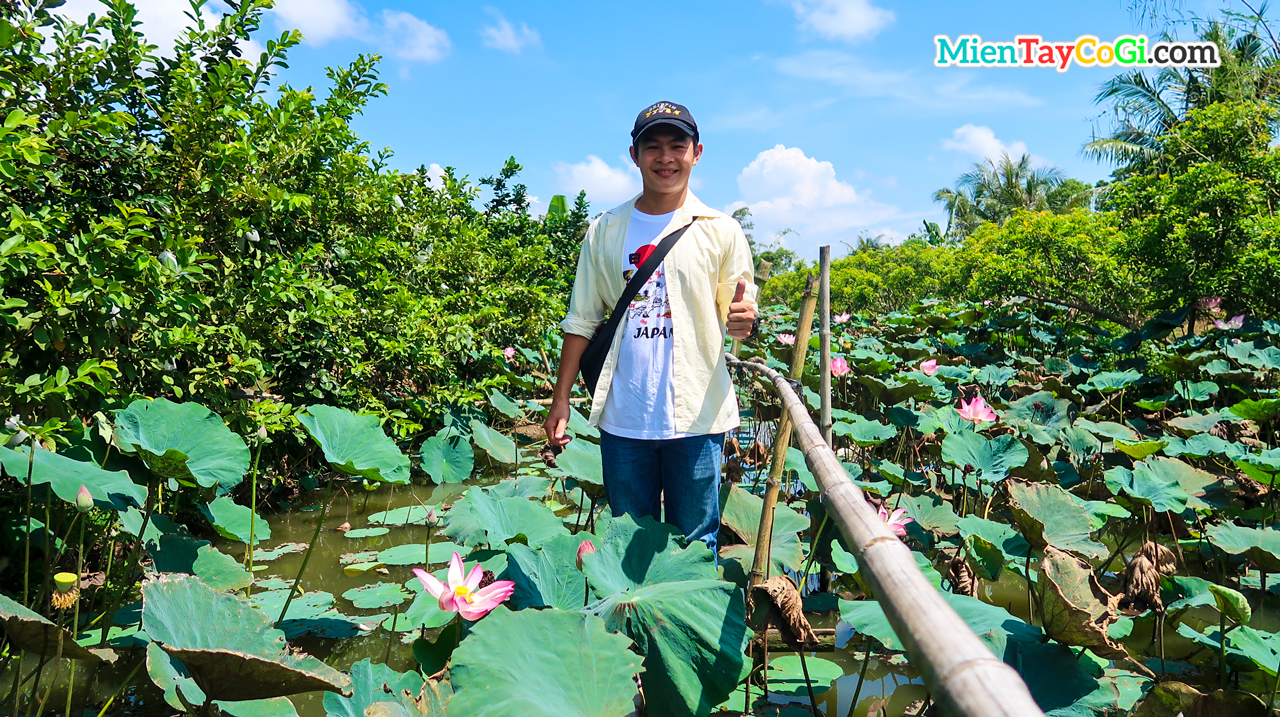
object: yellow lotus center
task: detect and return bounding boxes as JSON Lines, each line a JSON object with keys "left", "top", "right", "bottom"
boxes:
{"left": 454, "top": 586, "right": 474, "bottom": 603}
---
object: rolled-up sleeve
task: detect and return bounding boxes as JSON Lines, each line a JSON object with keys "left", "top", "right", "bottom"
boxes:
{"left": 560, "top": 220, "right": 607, "bottom": 339}
{"left": 714, "top": 219, "right": 759, "bottom": 324}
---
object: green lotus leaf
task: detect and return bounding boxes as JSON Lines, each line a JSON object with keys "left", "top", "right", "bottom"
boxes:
{"left": 418, "top": 429, "right": 474, "bottom": 484}
{"left": 469, "top": 420, "right": 518, "bottom": 465}
{"left": 147, "top": 640, "right": 207, "bottom": 710}
{"left": 1221, "top": 625, "right": 1280, "bottom": 676}
{"left": 200, "top": 496, "right": 271, "bottom": 545}
{"left": 1230, "top": 398, "right": 1280, "bottom": 423}
{"left": 215, "top": 697, "right": 300, "bottom": 717}
{"left": 113, "top": 398, "right": 250, "bottom": 493}
{"left": 839, "top": 592, "right": 1041, "bottom": 657}
{"left": 344, "top": 527, "right": 389, "bottom": 539}
{"left": 1038, "top": 546, "right": 1127, "bottom": 660}
{"left": 324, "top": 658, "right": 425, "bottom": 717}
{"left": 1114, "top": 439, "right": 1167, "bottom": 460}
{"left": 0, "top": 444, "right": 146, "bottom": 510}
{"left": 443, "top": 487, "right": 566, "bottom": 548}
{"left": 1007, "top": 480, "right": 1105, "bottom": 560}
{"left": 1208, "top": 583, "right": 1252, "bottom": 625}
{"left": 485, "top": 476, "right": 551, "bottom": 500}
{"left": 1163, "top": 575, "right": 1217, "bottom": 612}
{"left": 376, "top": 541, "right": 465, "bottom": 567}
{"left": 1237, "top": 448, "right": 1280, "bottom": 484}
{"left": 566, "top": 406, "right": 600, "bottom": 438}
{"left": 1073, "top": 418, "right": 1140, "bottom": 442}
{"left": 251, "top": 542, "right": 307, "bottom": 562}
{"left": 1059, "top": 426, "right": 1102, "bottom": 466}
{"left": 589, "top": 580, "right": 747, "bottom": 717}
{"left": 975, "top": 364, "right": 1016, "bottom": 386}
{"left": 1127, "top": 456, "right": 1221, "bottom": 510}
{"left": 362, "top": 679, "right": 452, "bottom": 717}
{"left": 1165, "top": 411, "right": 1236, "bottom": 435}
{"left": 892, "top": 492, "right": 959, "bottom": 536}
{"left": 1003, "top": 391, "right": 1075, "bottom": 444}
{"left": 1174, "top": 380, "right": 1219, "bottom": 403}
{"left": 831, "top": 416, "right": 896, "bottom": 447}
{"left": 148, "top": 534, "right": 251, "bottom": 592}
{"left": 956, "top": 515, "right": 1030, "bottom": 570}
{"left": 784, "top": 447, "right": 816, "bottom": 491}
{"left": 583, "top": 513, "right": 718, "bottom": 596}
{"left": 399, "top": 589, "right": 455, "bottom": 632}
{"left": 715, "top": 484, "right": 806, "bottom": 586}
{"left": 763, "top": 655, "right": 843, "bottom": 697}
{"left": 1082, "top": 370, "right": 1142, "bottom": 394}
{"left": 487, "top": 388, "right": 526, "bottom": 419}
{"left": 244, "top": 589, "right": 359, "bottom": 638}
{"left": 1010, "top": 642, "right": 1149, "bottom": 716}
{"left": 940, "top": 430, "right": 1028, "bottom": 484}
{"left": 0, "top": 592, "right": 111, "bottom": 662}
{"left": 1207, "top": 522, "right": 1280, "bottom": 572}
{"left": 506, "top": 533, "right": 588, "bottom": 610}
{"left": 298, "top": 405, "right": 409, "bottom": 484}
{"left": 141, "top": 574, "right": 350, "bottom": 700}
{"left": 451, "top": 607, "right": 641, "bottom": 717}
{"left": 552, "top": 439, "right": 603, "bottom": 487}
{"left": 341, "top": 582, "right": 411, "bottom": 610}
{"left": 368, "top": 505, "right": 436, "bottom": 526}
{"left": 1103, "top": 464, "right": 1190, "bottom": 514}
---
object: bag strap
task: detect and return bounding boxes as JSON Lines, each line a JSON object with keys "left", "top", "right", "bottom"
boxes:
{"left": 595, "top": 219, "right": 695, "bottom": 340}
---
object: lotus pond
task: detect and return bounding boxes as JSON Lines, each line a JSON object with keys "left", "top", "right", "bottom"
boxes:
{"left": 3, "top": 297, "right": 1280, "bottom": 717}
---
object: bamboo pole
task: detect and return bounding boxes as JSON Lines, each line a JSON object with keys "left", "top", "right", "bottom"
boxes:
{"left": 731, "top": 259, "right": 773, "bottom": 358}
{"left": 747, "top": 273, "right": 819, "bottom": 589}
{"left": 818, "top": 246, "right": 832, "bottom": 446}
{"left": 728, "top": 354, "right": 1044, "bottom": 717}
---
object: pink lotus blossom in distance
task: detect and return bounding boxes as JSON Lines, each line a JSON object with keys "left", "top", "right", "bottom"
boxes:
{"left": 1198, "top": 296, "right": 1224, "bottom": 313}
{"left": 920, "top": 359, "right": 939, "bottom": 376}
{"left": 502, "top": 346, "right": 516, "bottom": 362}
{"left": 958, "top": 396, "right": 998, "bottom": 424}
{"left": 778, "top": 333, "right": 796, "bottom": 345}
{"left": 830, "top": 356, "right": 851, "bottom": 378}
{"left": 833, "top": 313, "right": 852, "bottom": 324}
{"left": 576, "top": 540, "right": 596, "bottom": 570}
{"left": 1214, "top": 315, "right": 1245, "bottom": 331}
{"left": 878, "top": 505, "right": 914, "bottom": 538}
{"left": 414, "top": 553, "right": 514, "bottom": 621}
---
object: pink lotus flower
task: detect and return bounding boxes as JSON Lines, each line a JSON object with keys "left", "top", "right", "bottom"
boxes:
{"left": 1214, "top": 314, "right": 1245, "bottom": 330}
{"left": 878, "top": 505, "right": 914, "bottom": 538}
{"left": 778, "top": 333, "right": 796, "bottom": 345}
{"left": 1198, "top": 296, "right": 1224, "bottom": 313}
{"left": 413, "top": 553, "right": 514, "bottom": 621}
{"left": 958, "top": 396, "right": 997, "bottom": 424}
{"left": 576, "top": 540, "right": 596, "bottom": 570}
{"left": 833, "top": 313, "right": 851, "bottom": 324}
{"left": 502, "top": 346, "right": 516, "bottom": 362}
{"left": 982, "top": 300, "right": 992, "bottom": 306}
{"left": 920, "top": 359, "right": 938, "bottom": 376}
{"left": 76, "top": 484, "right": 93, "bottom": 513}
{"left": 830, "top": 356, "right": 851, "bottom": 378}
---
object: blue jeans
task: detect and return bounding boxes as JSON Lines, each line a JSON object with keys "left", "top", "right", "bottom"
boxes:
{"left": 599, "top": 429, "right": 724, "bottom": 554}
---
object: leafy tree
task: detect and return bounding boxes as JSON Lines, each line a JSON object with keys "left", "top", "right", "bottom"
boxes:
{"left": 762, "top": 239, "right": 962, "bottom": 314}
{"left": 732, "top": 206, "right": 799, "bottom": 274}
{"left": 932, "top": 153, "right": 1068, "bottom": 238}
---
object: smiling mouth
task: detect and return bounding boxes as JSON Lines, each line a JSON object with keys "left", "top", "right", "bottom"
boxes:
{"left": 653, "top": 168, "right": 678, "bottom": 178}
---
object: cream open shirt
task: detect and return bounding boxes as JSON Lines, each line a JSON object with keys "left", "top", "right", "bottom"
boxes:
{"left": 561, "top": 192, "right": 758, "bottom": 435}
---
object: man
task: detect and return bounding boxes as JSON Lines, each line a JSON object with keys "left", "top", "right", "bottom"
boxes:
{"left": 543, "top": 101, "right": 758, "bottom": 554}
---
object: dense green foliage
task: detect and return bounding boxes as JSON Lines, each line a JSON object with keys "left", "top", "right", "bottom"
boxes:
{"left": 0, "top": 0, "right": 586, "bottom": 440}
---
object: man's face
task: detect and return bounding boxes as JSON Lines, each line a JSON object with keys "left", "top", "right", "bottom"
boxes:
{"left": 630, "top": 128, "right": 702, "bottom": 195}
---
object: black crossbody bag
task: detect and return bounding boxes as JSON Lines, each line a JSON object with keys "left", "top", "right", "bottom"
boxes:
{"left": 579, "top": 221, "right": 694, "bottom": 396}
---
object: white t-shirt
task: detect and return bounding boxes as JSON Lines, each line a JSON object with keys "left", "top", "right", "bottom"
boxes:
{"left": 599, "top": 209, "right": 688, "bottom": 440}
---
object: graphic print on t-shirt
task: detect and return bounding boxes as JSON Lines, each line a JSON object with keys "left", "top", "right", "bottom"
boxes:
{"left": 625, "top": 241, "right": 673, "bottom": 338}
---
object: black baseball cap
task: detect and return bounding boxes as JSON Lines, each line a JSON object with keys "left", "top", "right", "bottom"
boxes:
{"left": 631, "top": 101, "right": 698, "bottom": 143}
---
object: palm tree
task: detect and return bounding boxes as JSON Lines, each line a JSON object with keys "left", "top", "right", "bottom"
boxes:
{"left": 1084, "top": 22, "right": 1280, "bottom": 173}
{"left": 932, "top": 153, "right": 1065, "bottom": 238}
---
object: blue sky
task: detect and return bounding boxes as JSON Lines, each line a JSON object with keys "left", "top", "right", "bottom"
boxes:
{"left": 62, "top": 0, "right": 1228, "bottom": 261}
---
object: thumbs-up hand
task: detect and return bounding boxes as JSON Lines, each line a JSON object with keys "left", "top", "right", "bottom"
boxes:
{"left": 727, "top": 277, "right": 757, "bottom": 340}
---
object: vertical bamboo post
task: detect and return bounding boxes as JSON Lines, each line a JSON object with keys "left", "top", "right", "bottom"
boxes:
{"left": 731, "top": 259, "right": 773, "bottom": 357}
{"left": 748, "top": 272, "right": 819, "bottom": 588}
{"left": 818, "top": 246, "right": 831, "bottom": 446}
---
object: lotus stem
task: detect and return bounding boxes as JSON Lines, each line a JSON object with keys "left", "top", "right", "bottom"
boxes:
{"left": 796, "top": 649, "right": 819, "bottom": 714}
{"left": 847, "top": 634, "right": 871, "bottom": 717}
{"left": 278, "top": 474, "right": 336, "bottom": 627}
{"left": 1219, "top": 609, "right": 1228, "bottom": 688}
{"left": 66, "top": 517, "right": 85, "bottom": 716}
{"left": 1267, "top": 656, "right": 1280, "bottom": 713}
{"left": 1025, "top": 545, "right": 1035, "bottom": 624}
{"left": 246, "top": 430, "right": 264, "bottom": 594}
{"left": 94, "top": 659, "right": 143, "bottom": 717}
{"left": 98, "top": 483, "right": 156, "bottom": 648}
{"left": 7, "top": 648, "right": 22, "bottom": 716}
{"left": 22, "top": 438, "right": 34, "bottom": 605}
{"left": 798, "top": 513, "right": 830, "bottom": 595}
{"left": 384, "top": 603, "right": 400, "bottom": 664}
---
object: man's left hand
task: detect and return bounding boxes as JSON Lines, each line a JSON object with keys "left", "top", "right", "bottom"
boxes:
{"left": 727, "top": 278, "right": 757, "bottom": 340}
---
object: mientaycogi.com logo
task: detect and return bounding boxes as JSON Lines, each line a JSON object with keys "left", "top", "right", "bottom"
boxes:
{"left": 934, "top": 35, "right": 1221, "bottom": 72}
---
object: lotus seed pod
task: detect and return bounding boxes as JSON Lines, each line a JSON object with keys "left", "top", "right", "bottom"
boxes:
{"left": 54, "top": 572, "right": 78, "bottom": 593}
{"left": 76, "top": 484, "right": 93, "bottom": 512}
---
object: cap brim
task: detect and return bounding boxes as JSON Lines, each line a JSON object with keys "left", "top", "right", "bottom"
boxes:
{"left": 632, "top": 118, "right": 697, "bottom": 141}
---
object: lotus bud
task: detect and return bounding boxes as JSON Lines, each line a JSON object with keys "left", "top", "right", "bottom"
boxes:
{"left": 257, "top": 425, "right": 268, "bottom": 441}
{"left": 76, "top": 484, "right": 93, "bottom": 513}
{"left": 158, "top": 250, "right": 178, "bottom": 271}
{"left": 576, "top": 540, "right": 596, "bottom": 570}
{"left": 426, "top": 507, "right": 441, "bottom": 527}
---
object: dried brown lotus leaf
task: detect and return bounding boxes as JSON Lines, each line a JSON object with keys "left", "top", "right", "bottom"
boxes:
{"left": 1039, "top": 546, "right": 1130, "bottom": 660}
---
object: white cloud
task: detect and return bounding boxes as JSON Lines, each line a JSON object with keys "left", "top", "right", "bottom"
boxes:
{"left": 776, "top": 50, "right": 1039, "bottom": 109}
{"left": 729, "top": 145, "right": 899, "bottom": 258}
{"left": 382, "top": 10, "right": 451, "bottom": 62}
{"left": 942, "top": 124, "right": 1031, "bottom": 163}
{"left": 789, "top": 0, "right": 893, "bottom": 43}
{"left": 480, "top": 8, "right": 541, "bottom": 54}
{"left": 552, "top": 156, "right": 640, "bottom": 208}
{"left": 57, "top": 0, "right": 225, "bottom": 53}
{"left": 271, "top": 0, "right": 366, "bottom": 44}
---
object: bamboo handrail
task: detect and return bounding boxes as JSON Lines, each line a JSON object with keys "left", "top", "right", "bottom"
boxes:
{"left": 727, "top": 353, "right": 1045, "bottom": 717}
